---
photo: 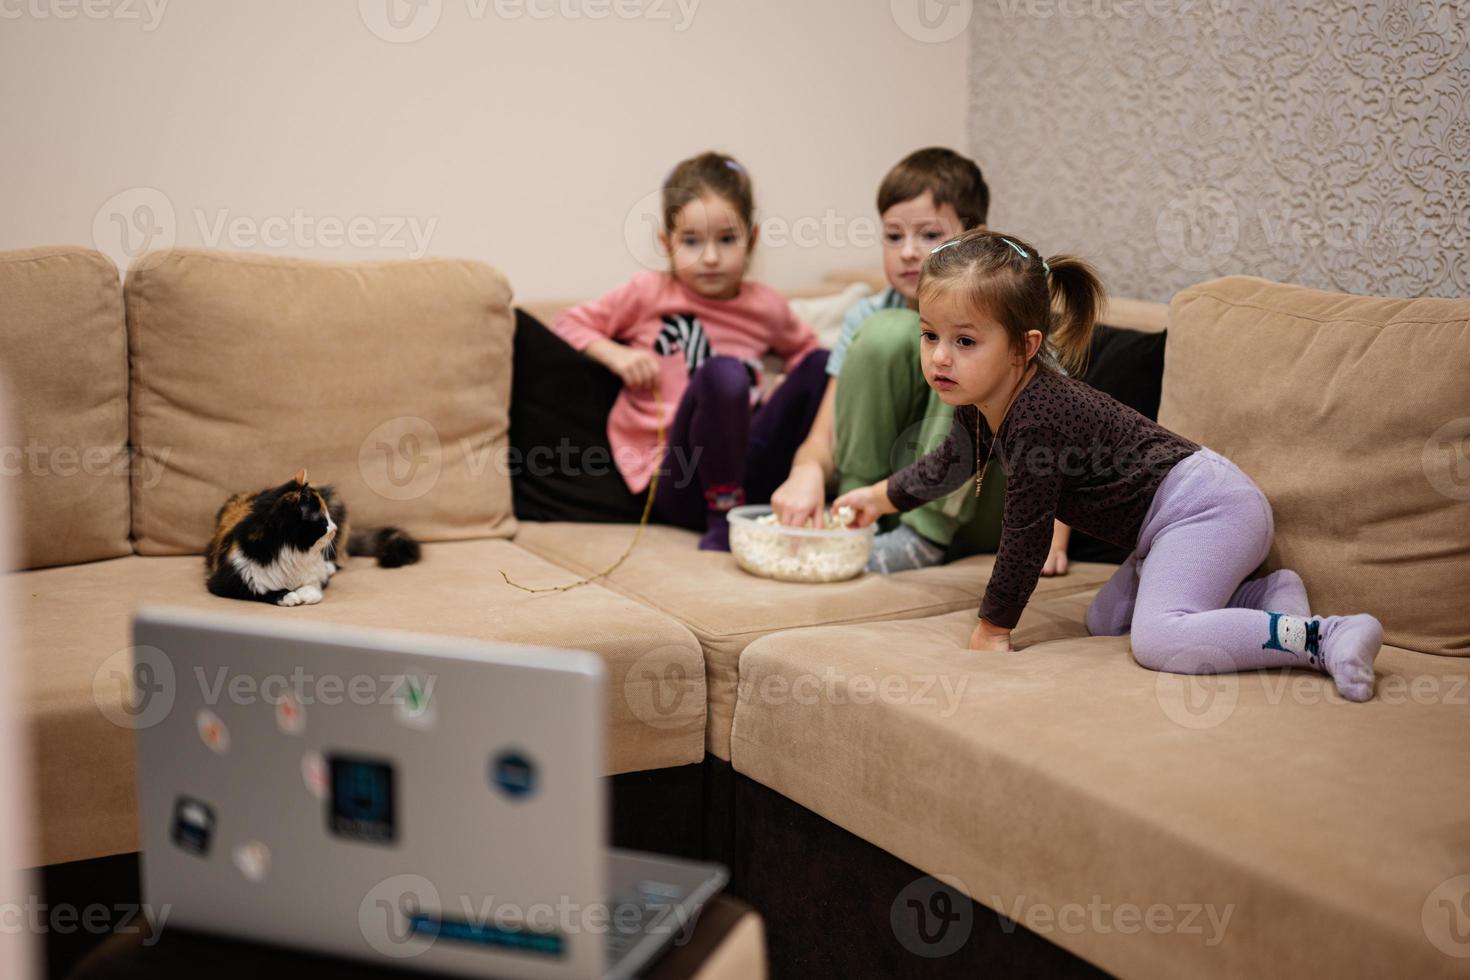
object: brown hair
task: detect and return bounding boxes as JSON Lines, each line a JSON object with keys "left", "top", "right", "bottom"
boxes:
{"left": 918, "top": 229, "right": 1104, "bottom": 376}
{"left": 661, "top": 151, "right": 755, "bottom": 238}
{"left": 877, "top": 148, "right": 990, "bottom": 229}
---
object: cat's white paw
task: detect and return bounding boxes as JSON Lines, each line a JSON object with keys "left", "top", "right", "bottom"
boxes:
{"left": 325, "top": 561, "right": 337, "bottom": 577}
{"left": 278, "top": 585, "right": 323, "bottom": 607}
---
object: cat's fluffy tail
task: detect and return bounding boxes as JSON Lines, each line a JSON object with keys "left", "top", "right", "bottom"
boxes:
{"left": 347, "top": 527, "right": 422, "bottom": 568}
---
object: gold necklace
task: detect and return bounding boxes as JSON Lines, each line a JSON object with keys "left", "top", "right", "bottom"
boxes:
{"left": 975, "top": 364, "right": 1035, "bottom": 498}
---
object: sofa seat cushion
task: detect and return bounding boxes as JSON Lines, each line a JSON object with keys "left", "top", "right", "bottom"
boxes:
{"left": 15, "top": 540, "right": 705, "bottom": 866}
{"left": 0, "top": 247, "right": 131, "bottom": 569}
{"left": 730, "top": 592, "right": 1470, "bottom": 980}
{"left": 513, "top": 521, "right": 1117, "bottom": 760}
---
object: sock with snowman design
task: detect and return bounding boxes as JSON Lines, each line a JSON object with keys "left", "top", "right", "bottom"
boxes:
{"left": 1257, "top": 609, "right": 1381, "bottom": 703}
{"left": 1093, "top": 565, "right": 1383, "bottom": 701}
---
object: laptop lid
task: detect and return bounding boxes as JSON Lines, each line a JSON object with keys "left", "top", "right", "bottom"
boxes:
{"left": 134, "top": 606, "right": 608, "bottom": 980}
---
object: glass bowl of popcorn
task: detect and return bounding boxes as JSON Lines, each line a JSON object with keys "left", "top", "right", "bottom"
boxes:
{"left": 727, "top": 504, "right": 875, "bottom": 583}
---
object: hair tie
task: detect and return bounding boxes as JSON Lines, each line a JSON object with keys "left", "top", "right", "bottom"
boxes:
{"left": 724, "top": 159, "right": 743, "bottom": 172}
{"left": 930, "top": 238, "right": 962, "bottom": 255}
{"left": 999, "top": 236, "right": 1049, "bottom": 275}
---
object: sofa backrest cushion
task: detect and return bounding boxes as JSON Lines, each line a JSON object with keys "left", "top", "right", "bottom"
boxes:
{"left": 126, "top": 249, "right": 517, "bottom": 555}
{"left": 1159, "top": 275, "right": 1470, "bottom": 657}
{"left": 0, "top": 247, "right": 132, "bottom": 569}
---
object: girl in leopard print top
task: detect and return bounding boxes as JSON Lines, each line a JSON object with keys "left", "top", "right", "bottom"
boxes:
{"left": 833, "top": 230, "right": 1383, "bottom": 702}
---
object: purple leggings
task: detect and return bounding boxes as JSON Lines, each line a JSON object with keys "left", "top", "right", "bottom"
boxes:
{"left": 652, "top": 350, "right": 830, "bottom": 531}
{"left": 1086, "top": 448, "right": 1320, "bottom": 672}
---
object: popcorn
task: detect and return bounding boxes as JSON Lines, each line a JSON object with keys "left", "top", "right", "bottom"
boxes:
{"left": 751, "top": 509, "right": 852, "bottom": 532}
{"left": 729, "top": 506, "right": 873, "bottom": 583}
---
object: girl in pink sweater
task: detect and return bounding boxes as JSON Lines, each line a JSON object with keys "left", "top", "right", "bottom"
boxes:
{"left": 551, "top": 152, "right": 825, "bottom": 550}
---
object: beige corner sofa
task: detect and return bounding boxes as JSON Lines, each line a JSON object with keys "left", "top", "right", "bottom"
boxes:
{"left": 726, "top": 276, "right": 1470, "bottom": 980}
{"left": 3, "top": 245, "right": 1467, "bottom": 980}
{"left": 5, "top": 246, "right": 714, "bottom": 869}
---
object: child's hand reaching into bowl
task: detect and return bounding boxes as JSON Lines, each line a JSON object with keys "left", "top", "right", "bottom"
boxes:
{"left": 830, "top": 481, "right": 898, "bottom": 529}
{"left": 771, "top": 462, "right": 826, "bottom": 528}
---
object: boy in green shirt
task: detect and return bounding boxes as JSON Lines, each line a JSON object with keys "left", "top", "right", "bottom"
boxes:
{"left": 771, "top": 147, "right": 1071, "bottom": 573}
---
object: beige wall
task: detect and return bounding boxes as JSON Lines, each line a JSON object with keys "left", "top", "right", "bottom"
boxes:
{"left": 968, "top": 0, "right": 1469, "bottom": 302}
{"left": 0, "top": 0, "right": 968, "bottom": 301}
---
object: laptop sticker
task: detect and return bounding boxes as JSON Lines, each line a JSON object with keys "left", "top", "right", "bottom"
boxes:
{"left": 327, "top": 754, "right": 397, "bottom": 844}
{"left": 196, "top": 709, "right": 230, "bottom": 754}
{"left": 275, "top": 692, "right": 305, "bottom": 735}
{"left": 170, "top": 796, "right": 215, "bottom": 856}
{"left": 393, "top": 672, "right": 436, "bottom": 731}
{"left": 233, "top": 841, "right": 271, "bottom": 883}
{"left": 490, "top": 750, "right": 536, "bottom": 800}
{"left": 301, "top": 750, "right": 328, "bottom": 799}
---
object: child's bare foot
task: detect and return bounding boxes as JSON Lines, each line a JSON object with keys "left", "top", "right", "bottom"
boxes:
{"left": 1321, "top": 614, "right": 1382, "bottom": 702}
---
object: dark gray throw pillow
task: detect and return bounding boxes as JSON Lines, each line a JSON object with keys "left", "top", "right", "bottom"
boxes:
{"left": 508, "top": 308, "right": 644, "bottom": 523}
{"left": 1068, "top": 324, "right": 1168, "bottom": 565}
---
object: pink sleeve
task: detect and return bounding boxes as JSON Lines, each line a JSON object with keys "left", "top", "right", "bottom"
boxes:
{"left": 771, "top": 296, "right": 821, "bottom": 373}
{"left": 549, "top": 275, "right": 652, "bottom": 352}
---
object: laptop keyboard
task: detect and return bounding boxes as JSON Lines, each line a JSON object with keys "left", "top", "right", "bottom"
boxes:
{"left": 605, "top": 881, "right": 683, "bottom": 961}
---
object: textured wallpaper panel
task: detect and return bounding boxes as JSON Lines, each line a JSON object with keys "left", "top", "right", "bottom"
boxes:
{"left": 967, "top": 0, "right": 1469, "bottom": 301}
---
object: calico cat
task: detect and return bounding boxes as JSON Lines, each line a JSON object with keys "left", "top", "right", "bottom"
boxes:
{"left": 204, "top": 469, "right": 420, "bottom": 606}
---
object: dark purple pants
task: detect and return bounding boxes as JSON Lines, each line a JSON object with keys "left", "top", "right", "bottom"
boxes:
{"left": 652, "top": 350, "right": 831, "bottom": 532}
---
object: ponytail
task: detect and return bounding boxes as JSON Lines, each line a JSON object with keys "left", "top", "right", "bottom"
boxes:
{"left": 1042, "top": 255, "right": 1105, "bottom": 377}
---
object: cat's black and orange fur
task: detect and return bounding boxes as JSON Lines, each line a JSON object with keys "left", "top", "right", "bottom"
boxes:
{"left": 204, "top": 469, "right": 419, "bottom": 606}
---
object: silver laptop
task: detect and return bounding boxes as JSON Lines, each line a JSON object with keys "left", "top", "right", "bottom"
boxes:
{"left": 132, "top": 607, "right": 727, "bottom": 979}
